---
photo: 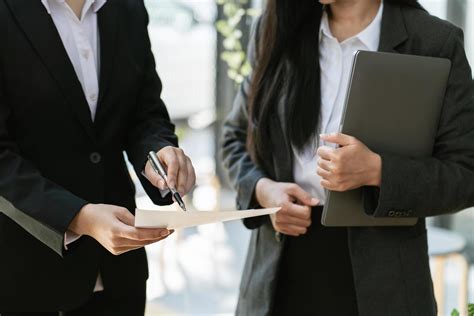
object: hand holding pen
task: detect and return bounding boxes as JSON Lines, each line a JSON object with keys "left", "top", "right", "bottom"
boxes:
{"left": 143, "top": 147, "right": 196, "bottom": 210}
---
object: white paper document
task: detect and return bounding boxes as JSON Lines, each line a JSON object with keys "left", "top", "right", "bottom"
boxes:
{"left": 135, "top": 208, "right": 280, "bottom": 229}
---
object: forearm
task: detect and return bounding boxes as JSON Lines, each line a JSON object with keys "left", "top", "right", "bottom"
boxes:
{"left": 364, "top": 27, "right": 474, "bottom": 218}
{"left": 0, "top": 151, "right": 88, "bottom": 256}
{"left": 222, "top": 124, "right": 268, "bottom": 210}
{"left": 365, "top": 154, "right": 474, "bottom": 218}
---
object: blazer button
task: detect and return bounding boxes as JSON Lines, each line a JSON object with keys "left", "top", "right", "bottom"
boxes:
{"left": 90, "top": 152, "right": 101, "bottom": 164}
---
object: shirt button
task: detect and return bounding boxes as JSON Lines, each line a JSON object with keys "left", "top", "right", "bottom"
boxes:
{"left": 89, "top": 94, "right": 98, "bottom": 102}
{"left": 90, "top": 152, "right": 101, "bottom": 164}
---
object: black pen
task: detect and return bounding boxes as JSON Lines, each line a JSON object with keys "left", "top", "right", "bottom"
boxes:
{"left": 147, "top": 151, "right": 187, "bottom": 212}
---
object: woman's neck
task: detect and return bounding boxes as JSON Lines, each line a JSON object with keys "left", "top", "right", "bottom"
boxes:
{"left": 66, "top": 0, "right": 86, "bottom": 20}
{"left": 327, "top": 0, "right": 381, "bottom": 42}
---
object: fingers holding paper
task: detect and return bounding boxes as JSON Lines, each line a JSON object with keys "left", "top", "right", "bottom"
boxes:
{"left": 68, "top": 204, "right": 174, "bottom": 256}
{"left": 255, "top": 178, "right": 319, "bottom": 237}
{"left": 144, "top": 146, "right": 196, "bottom": 197}
{"left": 271, "top": 205, "right": 312, "bottom": 236}
{"left": 317, "top": 133, "right": 382, "bottom": 191}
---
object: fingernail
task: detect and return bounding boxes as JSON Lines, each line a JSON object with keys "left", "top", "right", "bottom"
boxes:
{"left": 320, "top": 134, "right": 327, "bottom": 138}
{"left": 161, "top": 230, "right": 170, "bottom": 237}
{"left": 311, "top": 198, "right": 319, "bottom": 205}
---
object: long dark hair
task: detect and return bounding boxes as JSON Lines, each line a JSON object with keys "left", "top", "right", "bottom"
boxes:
{"left": 247, "top": 0, "right": 424, "bottom": 165}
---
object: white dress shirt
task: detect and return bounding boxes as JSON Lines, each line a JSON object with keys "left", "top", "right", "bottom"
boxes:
{"left": 292, "top": 2, "right": 383, "bottom": 205}
{"left": 41, "top": 0, "right": 107, "bottom": 292}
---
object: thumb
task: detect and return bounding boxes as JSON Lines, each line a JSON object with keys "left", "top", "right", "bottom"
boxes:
{"left": 287, "top": 185, "right": 319, "bottom": 206}
{"left": 115, "top": 208, "right": 135, "bottom": 226}
{"left": 144, "top": 162, "right": 167, "bottom": 190}
{"left": 320, "top": 133, "right": 356, "bottom": 147}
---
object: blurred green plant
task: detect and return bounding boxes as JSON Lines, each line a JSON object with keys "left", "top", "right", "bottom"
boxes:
{"left": 216, "top": 0, "right": 260, "bottom": 84}
{"left": 451, "top": 304, "right": 474, "bottom": 316}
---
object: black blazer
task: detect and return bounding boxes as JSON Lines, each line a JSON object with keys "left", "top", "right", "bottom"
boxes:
{"left": 222, "top": 2, "right": 474, "bottom": 316}
{"left": 0, "top": 0, "right": 177, "bottom": 312}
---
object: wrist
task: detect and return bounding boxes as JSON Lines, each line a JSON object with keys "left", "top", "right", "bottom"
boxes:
{"left": 68, "top": 203, "right": 95, "bottom": 236}
{"left": 367, "top": 153, "right": 382, "bottom": 187}
{"left": 255, "top": 177, "right": 273, "bottom": 207}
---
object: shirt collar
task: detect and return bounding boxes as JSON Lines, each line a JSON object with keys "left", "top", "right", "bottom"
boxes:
{"left": 319, "top": 8, "right": 332, "bottom": 41}
{"left": 41, "top": 0, "right": 107, "bottom": 15}
{"left": 319, "top": 0, "right": 384, "bottom": 51}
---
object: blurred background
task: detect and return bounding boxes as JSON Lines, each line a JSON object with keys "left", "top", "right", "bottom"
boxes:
{"left": 126, "top": 0, "right": 474, "bottom": 315}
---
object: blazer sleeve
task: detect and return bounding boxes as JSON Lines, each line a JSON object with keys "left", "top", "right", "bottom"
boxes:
{"left": 364, "top": 27, "right": 474, "bottom": 218}
{"left": 221, "top": 18, "right": 269, "bottom": 229}
{"left": 0, "top": 71, "right": 88, "bottom": 257}
{"left": 125, "top": 1, "right": 179, "bottom": 206}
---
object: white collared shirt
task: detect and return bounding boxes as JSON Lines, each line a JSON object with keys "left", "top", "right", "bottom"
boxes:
{"left": 41, "top": 0, "right": 106, "bottom": 120}
{"left": 292, "top": 1, "right": 383, "bottom": 204}
{"left": 41, "top": 0, "right": 107, "bottom": 293}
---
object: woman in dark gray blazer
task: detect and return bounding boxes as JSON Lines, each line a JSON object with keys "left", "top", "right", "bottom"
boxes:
{"left": 222, "top": 0, "right": 474, "bottom": 315}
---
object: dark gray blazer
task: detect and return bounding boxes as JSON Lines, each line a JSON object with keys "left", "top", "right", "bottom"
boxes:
{"left": 222, "top": 2, "right": 474, "bottom": 316}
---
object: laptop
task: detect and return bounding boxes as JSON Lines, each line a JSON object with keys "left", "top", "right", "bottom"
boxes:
{"left": 321, "top": 50, "right": 451, "bottom": 227}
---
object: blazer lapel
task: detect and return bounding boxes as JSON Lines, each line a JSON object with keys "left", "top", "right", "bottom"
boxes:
{"left": 97, "top": 2, "right": 118, "bottom": 107}
{"left": 6, "top": 0, "right": 96, "bottom": 141}
{"left": 378, "top": 2, "right": 409, "bottom": 53}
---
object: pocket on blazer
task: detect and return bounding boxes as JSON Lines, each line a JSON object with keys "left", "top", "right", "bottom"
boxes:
{"left": 239, "top": 228, "right": 260, "bottom": 297}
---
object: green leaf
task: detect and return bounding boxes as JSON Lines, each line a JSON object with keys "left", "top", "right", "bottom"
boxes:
{"left": 216, "top": 0, "right": 255, "bottom": 84}
{"left": 235, "top": 74, "right": 244, "bottom": 84}
{"left": 215, "top": 20, "right": 231, "bottom": 35}
{"left": 247, "top": 8, "right": 262, "bottom": 17}
{"left": 452, "top": 309, "right": 460, "bottom": 316}
{"left": 468, "top": 303, "right": 474, "bottom": 316}
{"left": 233, "top": 29, "right": 243, "bottom": 39}
{"left": 224, "top": 3, "right": 239, "bottom": 16}
{"left": 223, "top": 37, "right": 238, "bottom": 50}
{"left": 240, "top": 60, "right": 252, "bottom": 76}
{"left": 228, "top": 9, "right": 245, "bottom": 27}
{"left": 227, "top": 68, "right": 239, "bottom": 80}
{"left": 221, "top": 52, "right": 244, "bottom": 69}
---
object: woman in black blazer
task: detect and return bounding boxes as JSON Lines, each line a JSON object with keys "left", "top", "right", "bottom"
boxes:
{"left": 0, "top": 0, "right": 195, "bottom": 315}
{"left": 222, "top": 0, "right": 474, "bottom": 315}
